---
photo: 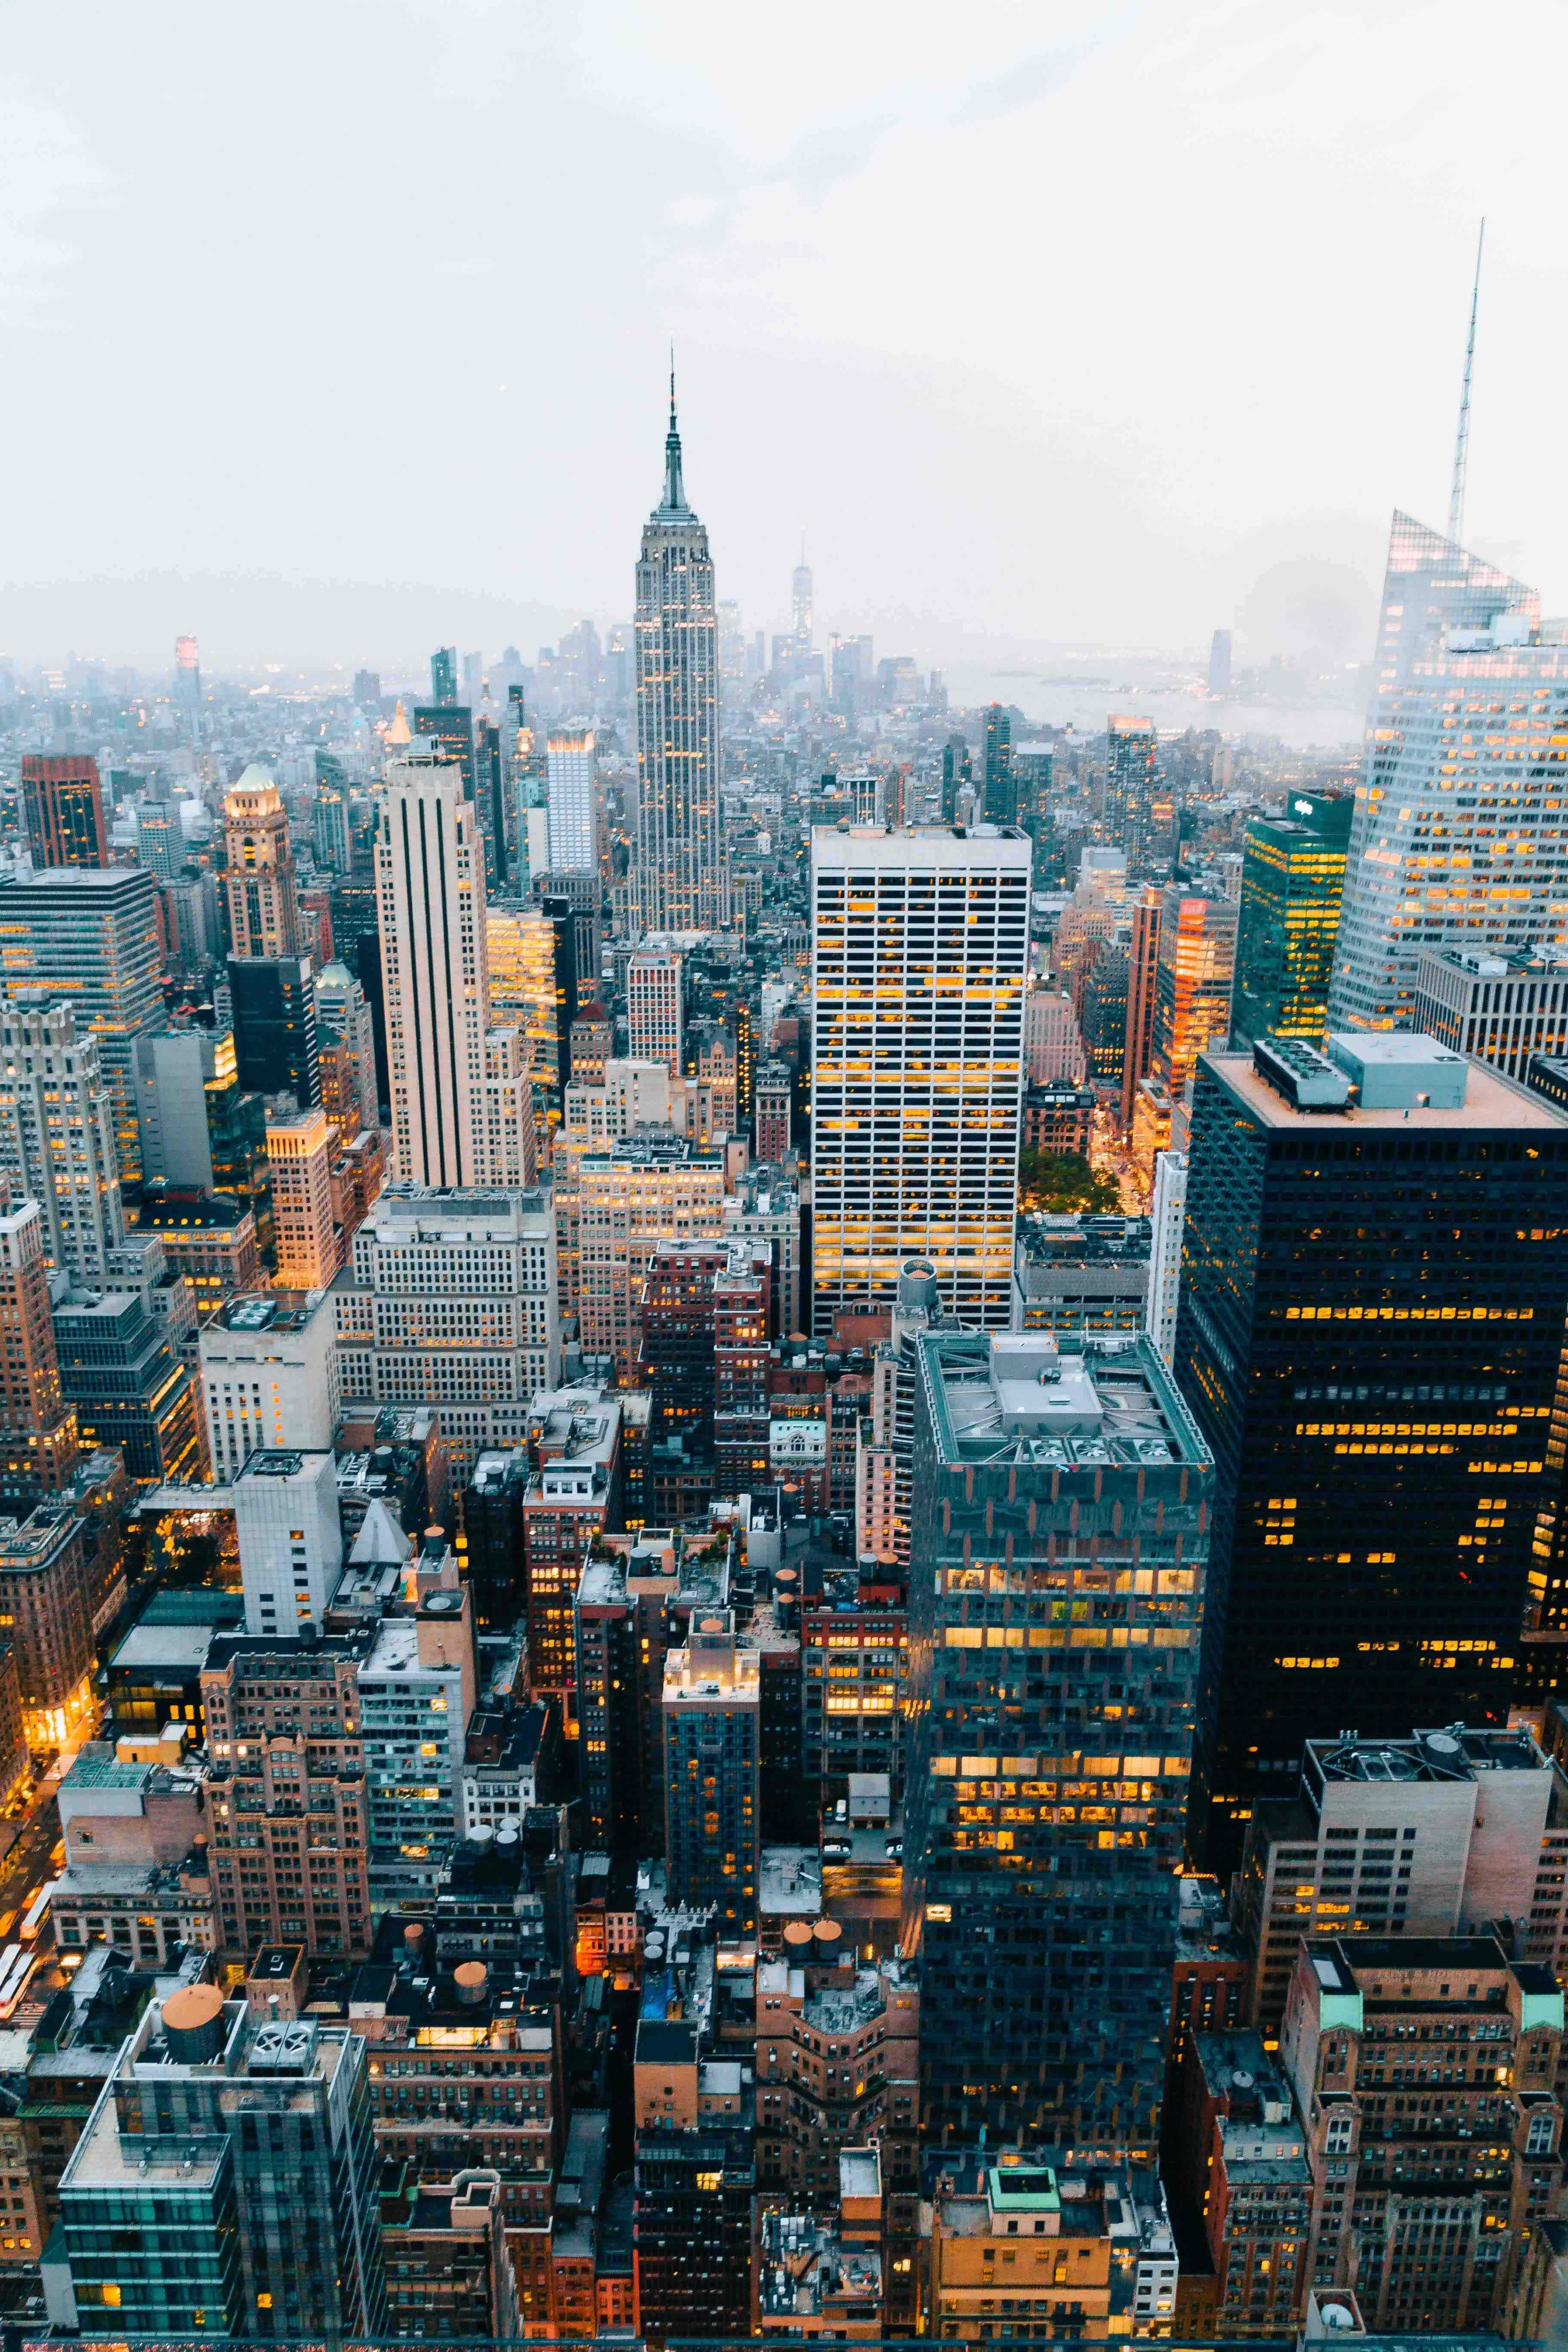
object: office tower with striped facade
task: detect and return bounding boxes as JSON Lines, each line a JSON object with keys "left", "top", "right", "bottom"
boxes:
{"left": 375, "top": 752, "right": 534, "bottom": 1187}
{"left": 810, "top": 825, "right": 1031, "bottom": 1334}
{"left": 632, "top": 380, "right": 726, "bottom": 934}
{"left": 1329, "top": 514, "right": 1568, "bottom": 1031}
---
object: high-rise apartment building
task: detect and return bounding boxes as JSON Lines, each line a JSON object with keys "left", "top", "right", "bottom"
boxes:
{"left": 1176, "top": 1035, "right": 1568, "bottom": 1868}
{"left": 662, "top": 1611, "right": 760, "bottom": 1935}
{"left": 576, "top": 1133, "right": 726, "bottom": 1379}
{"left": 545, "top": 732, "right": 597, "bottom": 873}
{"left": 1231, "top": 791, "right": 1352, "bottom": 1047}
{"left": 1153, "top": 881, "right": 1238, "bottom": 1102}
{"left": 265, "top": 1107, "right": 340, "bottom": 1290}
{"left": 627, "top": 944, "right": 683, "bottom": 1075}
{"left": 21, "top": 754, "right": 107, "bottom": 869}
{"left": 632, "top": 385, "right": 725, "bottom": 933}
{"left": 331, "top": 1184, "right": 560, "bottom": 1477}
{"left": 982, "top": 703, "right": 1014, "bottom": 824}
{"left": 1329, "top": 513, "right": 1568, "bottom": 1031}
{"left": 0, "top": 996, "right": 125, "bottom": 1281}
{"left": 53, "top": 1992, "right": 386, "bottom": 2340}
{"left": 903, "top": 1327, "right": 1212, "bottom": 2154}
{"left": 0, "top": 1203, "right": 77, "bottom": 1499}
{"left": 811, "top": 825, "right": 1030, "bottom": 1333}
{"left": 1106, "top": 714, "right": 1159, "bottom": 876}
{"left": 223, "top": 767, "right": 301, "bottom": 959}
{"left": 0, "top": 865, "right": 165, "bottom": 1179}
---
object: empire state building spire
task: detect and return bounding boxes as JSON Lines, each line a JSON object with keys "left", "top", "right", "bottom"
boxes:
{"left": 660, "top": 353, "right": 689, "bottom": 516}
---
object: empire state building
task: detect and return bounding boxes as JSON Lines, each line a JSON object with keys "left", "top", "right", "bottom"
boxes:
{"left": 632, "top": 378, "right": 726, "bottom": 934}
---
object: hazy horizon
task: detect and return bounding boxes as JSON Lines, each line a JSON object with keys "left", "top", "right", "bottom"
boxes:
{"left": 5, "top": 2, "right": 1562, "bottom": 668}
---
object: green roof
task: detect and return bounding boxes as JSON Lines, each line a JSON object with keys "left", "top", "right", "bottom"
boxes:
{"left": 989, "top": 2165, "right": 1059, "bottom": 2211}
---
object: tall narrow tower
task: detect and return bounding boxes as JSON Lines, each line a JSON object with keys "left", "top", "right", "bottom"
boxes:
{"left": 223, "top": 766, "right": 301, "bottom": 959}
{"left": 633, "top": 374, "right": 725, "bottom": 934}
{"left": 791, "top": 541, "right": 813, "bottom": 656}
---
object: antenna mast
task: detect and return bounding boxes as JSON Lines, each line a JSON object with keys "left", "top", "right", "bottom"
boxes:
{"left": 1447, "top": 218, "right": 1485, "bottom": 546}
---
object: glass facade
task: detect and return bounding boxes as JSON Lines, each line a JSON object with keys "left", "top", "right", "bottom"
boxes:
{"left": 902, "top": 1328, "right": 1213, "bottom": 2156}
{"left": 1153, "top": 883, "right": 1237, "bottom": 1100}
{"left": 1174, "top": 1047, "right": 1568, "bottom": 1871}
{"left": 1106, "top": 714, "right": 1159, "bottom": 876}
{"left": 1231, "top": 790, "right": 1353, "bottom": 1046}
{"left": 1329, "top": 511, "right": 1568, "bottom": 1031}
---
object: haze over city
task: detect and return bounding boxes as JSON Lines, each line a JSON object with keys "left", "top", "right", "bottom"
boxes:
{"left": 5, "top": 0, "right": 1566, "bottom": 676}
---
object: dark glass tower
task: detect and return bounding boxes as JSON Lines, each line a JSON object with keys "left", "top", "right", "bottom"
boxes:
{"left": 982, "top": 704, "right": 1014, "bottom": 824}
{"left": 227, "top": 954, "right": 321, "bottom": 1109}
{"left": 902, "top": 1326, "right": 1213, "bottom": 2157}
{"left": 1175, "top": 1037, "right": 1568, "bottom": 1872}
{"left": 1231, "top": 790, "right": 1353, "bottom": 1047}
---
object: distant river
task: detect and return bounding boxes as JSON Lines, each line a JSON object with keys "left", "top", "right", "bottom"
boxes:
{"left": 946, "top": 666, "right": 1366, "bottom": 752}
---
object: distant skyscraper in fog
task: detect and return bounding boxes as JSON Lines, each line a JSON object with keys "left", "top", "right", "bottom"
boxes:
{"left": 1106, "top": 714, "right": 1158, "bottom": 877}
{"left": 431, "top": 646, "right": 457, "bottom": 706}
{"left": 981, "top": 705, "right": 1014, "bottom": 824}
{"left": 1208, "top": 628, "right": 1232, "bottom": 696}
{"left": 632, "top": 378, "right": 724, "bottom": 935}
{"left": 1328, "top": 514, "right": 1568, "bottom": 1031}
{"left": 173, "top": 634, "right": 201, "bottom": 709}
{"left": 791, "top": 547, "right": 813, "bottom": 655}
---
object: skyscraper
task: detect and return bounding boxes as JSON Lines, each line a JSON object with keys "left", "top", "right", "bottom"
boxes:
{"left": 228, "top": 952, "right": 320, "bottom": 1107}
{"left": 662, "top": 1611, "right": 759, "bottom": 1934}
{"left": 376, "top": 753, "right": 491, "bottom": 1186}
{"left": 1207, "top": 628, "right": 1232, "bottom": 696}
{"left": 632, "top": 378, "right": 725, "bottom": 934}
{"left": 545, "top": 730, "right": 597, "bottom": 873}
{"left": 21, "top": 755, "right": 107, "bottom": 869}
{"left": 1174, "top": 1034, "right": 1568, "bottom": 1868}
{"left": 1230, "top": 790, "right": 1352, "bottom": 1047}
{"left": 981, "top": 703, "right": 1014, "bottom": 824}
{"left": 903, "top": 1326, "right": 1212, "bottom": 2153}
{"left": 265, "top": 1108, "right": 340, "bottom": 1290}
{"left": 0, "top": 1202, "right": 78, "bottom": 1500}
{"left": 223, "top": 767, "right": 301, "bottom": 959}
{"left": 1120, "top": 885, "right": 1163, "bottom": 1127}
{"left": 1328, "top": 514, "right": 1566, "bottom": 1030}
{"left": 791, "top": 546, "right": 813, "bottom": 657}
{"left": 173, "top": 632, "right": 202, "bottom": 709}
{"left": 626, "top": 944, "right": 683, "bottom": 1075}
{"left": 1152, "top": 881, "right": 1237, "bottom": 1102}
{"left": 1106, "top": 714, "right": 1160, "bottom": 876}
{"left": 0, "top": 998, "right": 125, "bottom": 1281}
{"left": 811, "top": 825, "right": 1030, "bottom": 1333}
{"left": 431, "top": 645, "right": 458, "bottom": 705}
{"left": 0, "top": 865, "right": 165, "bottom": 1180}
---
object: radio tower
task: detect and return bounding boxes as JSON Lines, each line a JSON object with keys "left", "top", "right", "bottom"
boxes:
{"left": 1447, "top": 218, "right": 1485, "bottom": 546}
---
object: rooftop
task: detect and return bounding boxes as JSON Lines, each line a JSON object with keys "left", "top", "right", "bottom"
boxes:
{"left": 1204, "top": 1046, "right": 1566, "bottom": 1133}
{"left": 919, "top": 1327, "right": 1210, "bottom": 1473}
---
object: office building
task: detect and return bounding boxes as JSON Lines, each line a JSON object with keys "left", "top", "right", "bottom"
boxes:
{"left": 431, "top": 645, "right": 457, "bottom": 705}
{"left": 1329, "top": 513, "right": 1568, "bottom": 1031}
{"left": 903, "top": 1327, "right": 1213, "bottom": 2152}
{"left": 627, "top": 943, "right": 683, "bottom": 1074}
{"left": 202, "top": 1629, "right": 370, "bottom": 1953}
{"left": 135, "top": 1028, "right": 268, "bottom": 1214}
{"left": 0, "top": 1202, "right": 78, "bottom": 1498}
{"left": 199, "top": 1291, "right": 342, "bottom": 1479}
{"left": 223, "top": 767, "right": 301, "bottom": 959}
{"left": 0, "top": 996, "right": 124, "bottom": 1281}
{"left": 1230, "top": 792, "right": 1352, "bottom": 1047}
{"left": 1012, "top": 1212, "right": 1150, "bottom": 1335}
{"left": 981, "top": 703, "right": 1014, "bottom": 824}
{"left": 135, "top": 798, "right": 183, "bottom": 879}
{"left": 1106, "top": 714, "right": 1159, "bottom": 876}
{"left": 576, "top": 1133, "right": 726, "bottom": 1380}
{"left": 0, "top": 1497, "right": 97, "bottom": 1748}
{"left": 0, "top": 864, "right": 165, "bottom": 1179}
{"left": 1235, "top": 1723, "right": 1568, "bottom": 2035}
{"left": 1282, "top": 1935, "right": 1561, "bottom": 2333}
{"left": 1024, "top": 987, "right": 1086, "bottom": 1085}
{"left": 331, "top": 1184, "right": 559, "bottom": 1476}
{"left": 52, "top": 1991, "right": 386, "bottom": 2340}
{"left": 1144, "top": 1148, "right": 1188, "bottom": 1367}
{"left": 54, "top": 1288, "right": 205, "bottom": 1482}
{"left": 753, "top": 1059, "right": 791, "bottom": 1163}
{"left": 21, "top": 753, "right": 107, "bottom": 868}
{"left": 811, "top": 825, "right": 1030, "bottom": 1333}
{"left": 488, "top": 897, "right": 576, "bottom": 1109}
{"left": 1175, "top": 1036, "right": 1568, "bottom": 1868}
{"left": 1078, "top": 937, "right": 1129, "bottom": 1084}
{"left": 632, "top": 383, "right": 726, "bottom": 934}
{"left": 315, "top": 959, "right": 380, "bottom": 1131}
{"left": 228, "top": 953, "right": 320, "bottom": 1108}
{"left": 1412, "top": 942, "right": 1568, "bottom": 1080}
{"left": 1153, "top": 882, "right": 1237, "bottom": 1102}
{"left": 663, "top": 1611, "right": 760, "bottom": 1934}
{"left": 230, "top": 1446, "right": 343, "bottom": 1639}
{"left": 265, "top": 1107, "right": 340, "bottom": 1290}
{"left": 545, "top": 731, "right": 597, "bottom": 873}
{"left": 312, "top": 778, "right": 351, "bottom": 873}
{"left": 1119, "top": 886, "right": 1163, "bottom": 1125}
{"left": 1208, "top": 628, "right": 1233, "bottom": 697}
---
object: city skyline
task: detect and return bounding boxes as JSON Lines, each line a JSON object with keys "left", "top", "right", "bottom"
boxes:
{"left": 3, "top": 5, "right": 1565, "bottom": 665}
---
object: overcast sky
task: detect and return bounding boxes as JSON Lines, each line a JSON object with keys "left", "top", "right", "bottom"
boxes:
{"left": 2, "top": 0, "right": 1563, "bottom": 669}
